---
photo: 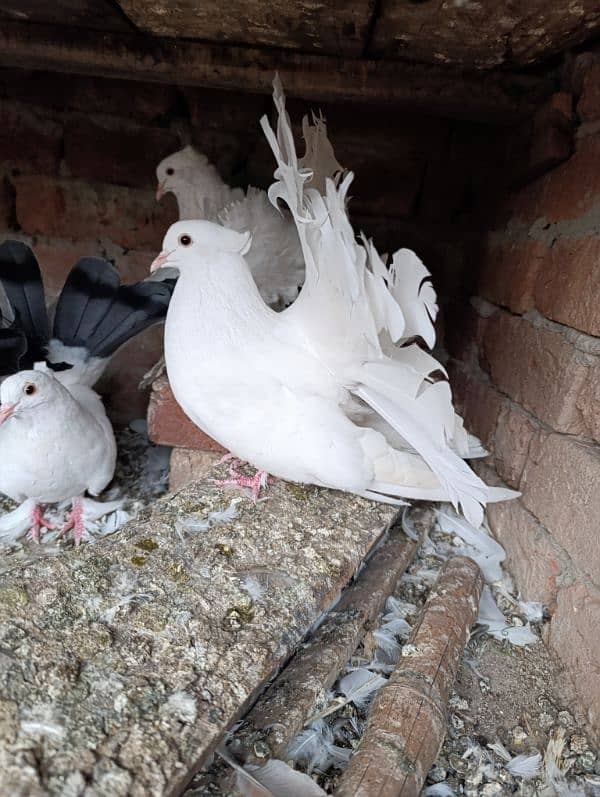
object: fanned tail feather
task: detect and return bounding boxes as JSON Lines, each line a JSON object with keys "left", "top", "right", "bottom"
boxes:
{"left": 51, "top": 258, "right": 173, "bottom": 377}
{"left": 0, "top": 240, "right": 49, "bottom": 366}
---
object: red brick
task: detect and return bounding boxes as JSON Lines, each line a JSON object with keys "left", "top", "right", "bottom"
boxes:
{"left": 30, "top": 238, "right": 101, "bottom": 301}
{"left": 544, "top": 581, "right": 600, "bottom": 741}
{"left": 521, "top": 432, "right": 600, "bottom": 585}
{"left": 479, "top": 237, "right": 545, "bottom": 314}
{"left": 493, "top": 403, "right": 538, "bottom": 489}
{"left": 64, "top": 118, "right": 180, "bottom": 189}
{"left": 0, "top": 103, "right": 62, "bottom": 175}
{"left": 447, "top": 362, "right": 502, "bottom": 450}
{"left": 483, "top": 311, "right": 591, "bottom": 436}
{"left": 444, "top": 301, "right": 489, "bottom": 366}
{"left": 485, "top": 497, "right": 564, "bottom": 610}
{"left": 99, "top": 326, "right": 165, "bottom": 426}
{"left": 147, "top": 377, "right": 226, "bottom": 452}
{"left": 0, "top": 69, "right": 178, "bottom": 122}
{"left": 534, "top": 235, "right": 600, "bottom": 337}
{"left": 577, "top": 57, "right": 600, "bottom": 122}
{"left": 14, "top": 176, "right": 177, "bottom": 251}
{"left": 503, "top": 134, "right": 600, "bottom": 226}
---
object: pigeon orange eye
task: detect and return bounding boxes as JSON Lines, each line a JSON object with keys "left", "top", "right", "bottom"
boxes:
{"left": 179, "top": 234, "right": 192, "bottom": 247}
{"left": 166, "top": 167, "right": 174, "bottom": 176}
{"left": 24, "top": 384, "right": 36, "bottom": 396}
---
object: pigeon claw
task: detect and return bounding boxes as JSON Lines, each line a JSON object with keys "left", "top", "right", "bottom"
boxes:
{"left": 29, "top": 504, "right": 55, "bottom": 544}
{"left": 58, "top": 498, "right": 85, "bottom": 546}
{"left": 211, "top": 464, "right": 270, "bottom": 504}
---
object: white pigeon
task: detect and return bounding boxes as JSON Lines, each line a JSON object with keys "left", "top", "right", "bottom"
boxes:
{"left": 0, "top": 369, "right": 116, "bottom": 544}
{"left": 155, "top": 127, "right": 341, "bottom": 307}
{"left": 151, "top": 82, "right": 516, "bottom": 527}
{"left": 0, "top": 240, "right": 173, "bottom": 543}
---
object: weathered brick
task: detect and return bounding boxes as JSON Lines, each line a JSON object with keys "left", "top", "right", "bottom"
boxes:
{"left": 515, "top": 93, "right": 574, "bottom": 184}
{"left": 485, "top": 498, "right": 564, "bottom": 609}
{"left": 493, "top": 402, "right": 538, "bottom": 489}
{"left": 30, "top": 238, "right": 101, "bottom": 301}
{"left": 483, "top": 311, "right": 592, "bottom": 437}
{"left": 479, "top": 237, "right": 545, "bottom": 314}
{"left": 99, "top": 326, "right": 165, "bottom": 425}
{"left": 0, "top": 68, "right": 178, "bottom": 122}
{"left": 0, "top": 103, "right": 62, "bottom": 175}
{"left": 503, "top": 133, "right": 600, "bottom": 226}
{"left": 444, "top": 301, "right": 489, "bottom": 366}
{"left": 14, "top": 176, "right": 177, "bottom": 250}
{"left": 544, "top": 581, "right": 600, "bottom": 741}
{"left": 534, "top": 235, "right": 600, "bottom": 337}
{"left": 577, "top": 57, "right": 600, "bottom": 122}
{"left": 147, "top": 376, "right": 226, "bottom": 452}
{"left": 169, "top": 448, "right": 222, "bottom": 491}
{"left": 64, "top": 118, "right": 180, "bottom": 188}
{"left": 521, "top": 432, "right": 600, "bottom": 585}
{"left": 447, "top": 362, "right": 502, "bottom": 450}
{"left": 0, "top": 177, "right": 15, "bottom": 230}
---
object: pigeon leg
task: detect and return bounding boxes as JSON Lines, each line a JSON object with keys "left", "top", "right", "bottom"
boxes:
{"left": 58, "top": 497, "right": 85, "bottom": 546}
{"left": 29, "top": 504, "right": 55, "bottom": 543}
{"left": 211, "top": 464, "right": 270, "bottom": 504}
{"left": 216, "top": 452, "right": 240, "bottom": 467}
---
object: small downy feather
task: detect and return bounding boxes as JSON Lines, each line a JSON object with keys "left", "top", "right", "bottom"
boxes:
{"left": 175, "top": 497, "right": 241, "bottom": 538}
{"left": 0, "top": 499, "right": 36, "bottom": 544}
{"left": 424, "top": 784, "right": 456, "bottom": 796}
{"left": 437, "top": 508, "right": 505, "bottom": 584}
{"left": 286, "top": 719, "right": 350, "bottom": 772}
{"left": 339, "top": 668, "right": 387, "bottom": 709}
{"left": 505, "top": 752, "right": 542, "bottom": 779}
{"left": 477, "top": 586, "right": 538, "bottom": 647}
{"left": 240, "top": 760, "right": 326, "bottom": 797}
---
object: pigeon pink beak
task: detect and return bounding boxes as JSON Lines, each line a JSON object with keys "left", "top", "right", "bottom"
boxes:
{"left": 150, "top": 251, "right": 172, "bottom": 273}
{"left": 0, "top": 402, "right": 16, "bottom": 425}
{"left": 156, "top": 181, "right": 166, "bottom": 201}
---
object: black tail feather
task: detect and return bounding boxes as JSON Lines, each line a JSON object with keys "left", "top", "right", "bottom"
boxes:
{"left": 0, "top": 240, "right": 49, "bottom": 364}
{"left": 0, "top": 323, "right": 28, "bottom": 375}
{"left": 53, "top": 258, "right": 173, "bottom": 359}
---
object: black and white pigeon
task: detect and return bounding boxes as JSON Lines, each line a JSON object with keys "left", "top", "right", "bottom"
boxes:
{"left": 155, "top": 120, "right": 342, "bottom": 308}
{"left": 0, "top": 240, "right": 173, "bottom": 544}
{"left": 151, "top": 80, "right": 516, "bottom": 528}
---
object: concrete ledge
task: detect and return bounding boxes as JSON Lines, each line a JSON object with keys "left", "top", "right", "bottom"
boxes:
{"left": 0, "top": 470, "right": 397, "bottom": 795}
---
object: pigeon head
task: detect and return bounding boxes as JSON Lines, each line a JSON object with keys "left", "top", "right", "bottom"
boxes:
{"left": 151, "top": 220, "right": 252, "bottom": 275}
{"left": 0, "top": 369, "right": 62, "bottom": 425}
{"left": 156, "top": 146, "right": 211, "bottom": 202}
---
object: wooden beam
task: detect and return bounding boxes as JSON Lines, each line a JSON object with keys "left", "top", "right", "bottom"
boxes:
{"left": 0, "top": 21, "right": 553, "bottom": 120}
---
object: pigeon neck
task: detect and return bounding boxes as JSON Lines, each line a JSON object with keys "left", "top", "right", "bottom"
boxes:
{"left": 177, "top": 170, "right": 239, "bottom": 221}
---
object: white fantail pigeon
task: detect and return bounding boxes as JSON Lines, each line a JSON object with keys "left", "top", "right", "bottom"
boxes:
{"left": 0, "top": 241, "right": 174, "bottom": 544}
{"left": 150, "top": 81, "right": 516, "bottom": 529}
{"left": 155, "top": 125, "right": 342, "bottom": 307}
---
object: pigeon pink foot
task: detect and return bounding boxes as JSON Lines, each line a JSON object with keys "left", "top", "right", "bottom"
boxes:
{"left": 212, "top": 463, "right": 270, "bottom": 503}
{"left": 29, "top": 504, "right": 55, "bottom": 543}
{"left": 58, "top": 498, "right": 85, "bottom": 546}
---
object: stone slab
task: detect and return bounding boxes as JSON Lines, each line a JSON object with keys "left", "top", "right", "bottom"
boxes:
{"left": 0, "top": 470, "right": 397, "bottom": 796}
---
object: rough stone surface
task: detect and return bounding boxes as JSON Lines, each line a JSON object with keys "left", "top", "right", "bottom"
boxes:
{"left": 483, "top": 310, "right": 597, "bottom": 439}
{"left": 485, "top": 497, "right": 566, "bottom": 610}
{"left": 577, "top": 56, "right": 600, "bottom": 122}
{"left": 521, "top": 433, "right": 600, "bottom": 586}
{"left": 148, "top": 377, "right": 226, "bottom": 452}
{"left": 544, "top": 581, "right": 600, "bottom": 735}
{"left": 493, "top": 402, "right": 538, "bottom": 489}
{"left": 534, "top": 234, "right": 600, "bottom": 338}
{"left": 0, "top": 472, "right": 397, "bottom": 796}
{"left": 169, "top": 449, "right": 222, "bottom": 491}
{"left": 478, "top": 237, "right": 546, "bottom": 315}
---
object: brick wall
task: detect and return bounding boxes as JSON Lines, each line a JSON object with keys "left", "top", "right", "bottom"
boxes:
{"left": 448, "top": 51, "right": 600, "bottom": 738}
{"left": 0, "top": 65, "right": 520, "bottom": 424}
